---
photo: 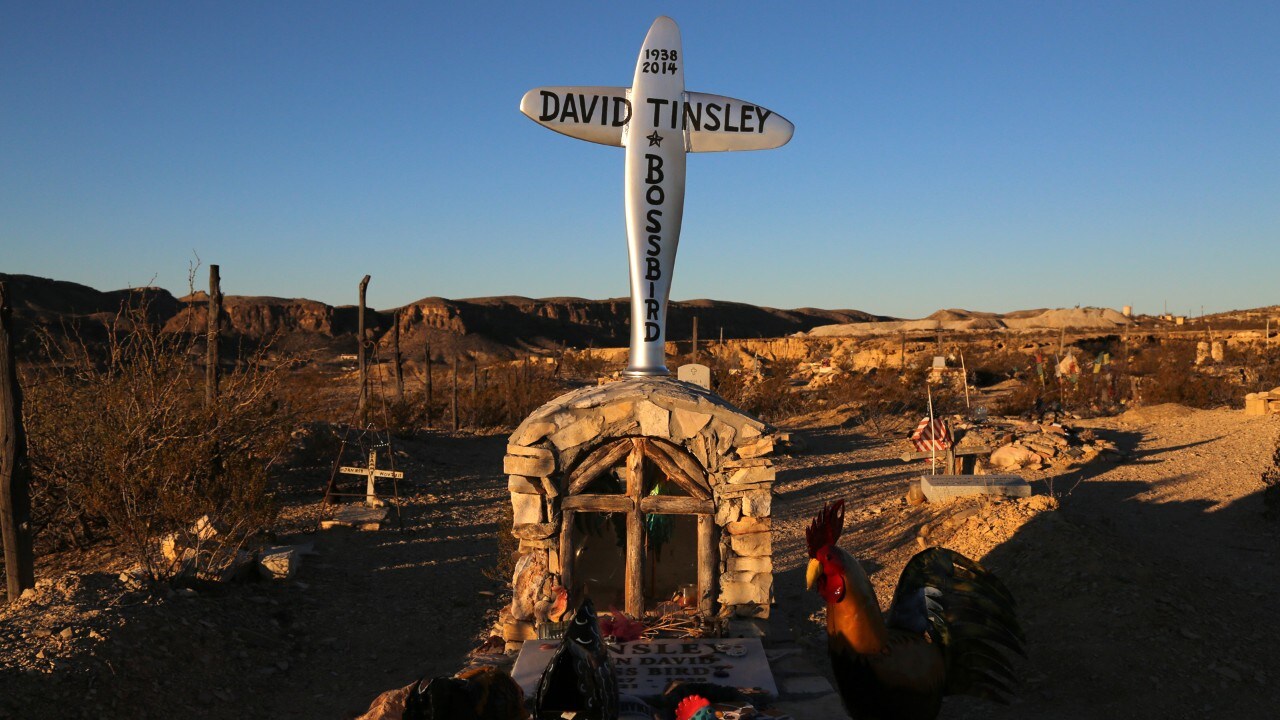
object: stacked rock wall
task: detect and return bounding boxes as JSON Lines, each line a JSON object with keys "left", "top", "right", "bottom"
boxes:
{"left": 498, "top": 378, "right": 776, "bottom": 647}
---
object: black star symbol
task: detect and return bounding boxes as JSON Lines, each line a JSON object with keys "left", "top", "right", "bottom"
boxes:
{"left": 646, "top": 131, "right": 663, "bottom": 147}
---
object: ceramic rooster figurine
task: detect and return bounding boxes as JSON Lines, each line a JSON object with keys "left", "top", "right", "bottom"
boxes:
{"left": 533, "top": 598, "right": 619, "bottom": 719}
{"left": 805, "top": 500, "right": 1025, "bottom": 719}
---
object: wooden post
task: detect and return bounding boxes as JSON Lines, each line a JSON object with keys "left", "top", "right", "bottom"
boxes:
{"left": 692, "top": 316, "right": 698, "bottom": 364}
{"left": 559, "top": 509, "right": 576, "bottom": 599}
{"left": 451, "top": 355, "right": 459, "bottom": 433}
{"left": 471, "top": 355, "right": 478, "bottom": 428}
{"left": 900, "top": 331, "right": 906, "bottom": 373}
{"left": 205, "top": 265, "right": 221, "bottom": 408}
{"left": 697, "top": 515, "right": 716, "bottom": 616}
{"left": 356, "top": 275, "right": 371, "bottom": 419}
{"left": 424, "top": 341, "right": 433, "bottom": 428}
{"left": 624, "top": 438, "right": 646, "bottom": 618}
{"left": 392, "top": 310, "right": 403, "bottom": 401}
{"left": 0, "top": 283, "right": 36, "bottom": 601}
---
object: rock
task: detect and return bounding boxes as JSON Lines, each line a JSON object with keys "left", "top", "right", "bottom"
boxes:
{"left": 548, "top": 415, "right": 603, "bottom": 451}
{"left": 192, "top": 515, "right": 227, "bottom": 543}
{"left": 728, "top": 555, "right": 772, "bottom": 573}
{"left": 511, "top": 493, "right": 545, "bottom": 525}
{"left": 670, "top": 407, "right": 711, "bottom": 440}
{"left": 258, "top": 547, "right": 298, "bottom": 581}
{"left": 725, "top": 517, "right": 771, "bottom": 535}
{"left": 636, "top": 401, "right": 670, "bottom": 436}
{"left": 730, "top": 532, "right": 772, "bottom": 557}
{"left": 741, "top": 490, "right": 771, "bottom": 517}
{"left": 735, "top": 436, "right": 775, "bottom": 459}
{"left": 502, "top": 620, "right": 538, "bottom": 642}
{"left": 354, "top": 683, "right": 413, "bottom": 720}
{"left": 510, "top": 552, "right": 549, "bottom": 620}
{"left": 511, "top": 421, "right": 557, "bottom": 446}
{"left": 59, "top": 627, "right": 74, "bottom": 640}
{"left": 600, "top": 401, "right": 635, "bottom": 426}
{"left": 715, "top": 498, "right": 742, "bottom": 526}
{"left": 989, "top": 444, "right": 1042, "bottom": 470}
{"left": 507, "top": 475, "right": 543, "bottom": 494}
{"left": 504, "top": 446, "right": 555, "bottom": 477}
{"left": 727, "top": 464, "right": 776, "bottom": 485}
{"left": 905, "top": 481, "right": 926, "bottom": 506}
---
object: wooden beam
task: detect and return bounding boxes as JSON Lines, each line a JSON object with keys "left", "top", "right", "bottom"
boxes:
{"left": 625, "top": 438, "right": 645, "bottom": 618}
{"left": 562, "top": 494, "right": 633, "bottom": 513}
{"left": 559, "top": 509, "right": 575, "bottom": 599}
{"left": 642, "top": 441, "right": 710, "bottom": 500}
{"left": 0, "top": 282, "right": 35, "bottom": 601}
{"left": 697, "top": 515, "right": 716, "bottom": 616}
{"left": 639, "top": 496, "right": 712, "bottom": 515}
{"left": 645, "top": 439, "right": 711, "bottom": 498}
{"left": 566, "top": 439, "right": 631, "bottom": 495}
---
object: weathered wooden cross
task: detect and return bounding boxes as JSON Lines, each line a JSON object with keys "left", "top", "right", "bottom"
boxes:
{"left": 338, "top": 450, "right": 403, "bottom": 507}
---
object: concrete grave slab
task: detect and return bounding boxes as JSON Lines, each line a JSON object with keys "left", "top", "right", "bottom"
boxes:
{"left": 319, "top": 505, "right": 390, "bottom": 531}
{"left": 512, "top": 637, "right": 777, "bottom": 701}
{"left": 919, "top": 474, "right": 1031, "bottom": 503}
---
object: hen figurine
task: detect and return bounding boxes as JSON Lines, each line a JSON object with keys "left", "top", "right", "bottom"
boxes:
{"left": 533, "top": 598, "right": 619, "bottom": 719}
{"left": 805, "top": 500, "right": 1025, "bottom": 719}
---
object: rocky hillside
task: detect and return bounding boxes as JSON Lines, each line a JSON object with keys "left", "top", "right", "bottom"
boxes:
{"left": 0, "top": 274, "right": 885, "bottom": 361}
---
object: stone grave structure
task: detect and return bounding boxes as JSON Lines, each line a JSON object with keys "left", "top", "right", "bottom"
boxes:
{"left": 499, "top": 377, "right": 778, "bottom": 647}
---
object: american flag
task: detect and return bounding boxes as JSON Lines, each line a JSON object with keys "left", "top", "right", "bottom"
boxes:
{"left": 911, "top": 417, "right": 952, "bottom": 453}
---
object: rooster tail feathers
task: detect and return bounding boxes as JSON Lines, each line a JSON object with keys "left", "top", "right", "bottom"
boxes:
{"left": 806, "top": 500, "right": 845, "bottom": 557}
{"left": 886, "top": 547, "right": 1025, "bottom": 701}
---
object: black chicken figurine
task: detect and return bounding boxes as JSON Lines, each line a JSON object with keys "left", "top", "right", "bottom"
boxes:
{"left": 533, "top": 597, "right": 619, "bottom": 719}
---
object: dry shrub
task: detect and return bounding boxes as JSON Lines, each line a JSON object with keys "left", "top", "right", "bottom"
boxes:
{"left": 22, "top": 300, "right": 293, "bottom": 583}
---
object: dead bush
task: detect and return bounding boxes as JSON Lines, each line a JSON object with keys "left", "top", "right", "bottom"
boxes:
{"left": 21, "top": 300, "right": 293, "bottom": 584}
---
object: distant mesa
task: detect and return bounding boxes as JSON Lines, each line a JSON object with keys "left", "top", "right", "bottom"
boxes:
{"left": 805, "top": 306, "right": 1133, "bottom": 337}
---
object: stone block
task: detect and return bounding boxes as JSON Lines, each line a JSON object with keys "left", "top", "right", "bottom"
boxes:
{"left": 735, "top": 436, "right": 775, "bottom": 459}
{"left": 159, "top": 533, "right": 185, "bottom": 563}
{"left": 518, "top": 538, "right": 557, "bottom": 551}
{"left": 257, "top": 547, "right": 298, "bottom": 581}
{"left": 600, "top": 401, "right": 635, "bottom": 426}
{"left": 919, "top": 474, "right": 1031, "bottom": 503}
{"left": 540, "top": 476, "right": 561, "bottom": 498}
{"left": 320, "top": 505, "right": 389, "bottom": 531}
{"left": 715, "top": 498, "right": 742, "bottom": 526}
{"left": 739, "top": 423, "right": 762, "bottom": 441}
{"left": 719, "top": 580, "right": 769, "bottom": 606}
{"left": 208, "top": 550, "right": 256, "bottom": 583}
{"left": 549, "top": 415, "right": 603, "bottom": 451}
{"left": 728, "top": 464, "right": 776, "bottom": 485}
{"left": 636, "top": 401, "right": 670, "bottom": 436}
{"left": 741, "top": 490, "right": 772, "bottom": 518}
{"left": 730, "top": 603, "right": 770, "bottom": 619}
{"left": 728, "top": 555, "right": 772, "bottom": 574}
{"left": 670, "top": 407, "right": 711, "bottom": 441}
{"left": 511, "top": 493, "right": 545, "bottom": 524}
{"left": 507, "top": 475, "right": 543, "bottom": 494}
{"left": 504, "top": 446, "right": 554, "bottom": 477}
{"left": 725, "top": 517, "right": 770, "bottom": 535}
{"left": 503, "top": 621, "right": 538, "bottom": 642}
{"left": 730, "top": 532, "right": 772, "bottom": 557}
{"left": 511, "top": 421, "right": 557, "bottom": 447}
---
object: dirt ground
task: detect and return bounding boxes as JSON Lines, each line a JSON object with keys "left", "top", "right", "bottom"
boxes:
{"left": 3, "top": 404, "right": 1278, "bottom": 718}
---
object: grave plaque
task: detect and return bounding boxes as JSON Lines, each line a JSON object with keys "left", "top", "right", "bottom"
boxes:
{"left": 511, "top": 638, "right": 777, "bottom": 700}
{"left": 919, "top": 474, "right": 1031, "bottom": 503}
{"left": 521, "top": 16, "right": 792, "bottom": 377}
{"left": 676, "top": 363, "right": 711, "bottom": 390}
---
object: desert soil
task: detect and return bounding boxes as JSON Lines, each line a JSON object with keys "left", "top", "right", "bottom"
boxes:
{"left": 2, "top": 405, "right": 1278, "bottom": 719}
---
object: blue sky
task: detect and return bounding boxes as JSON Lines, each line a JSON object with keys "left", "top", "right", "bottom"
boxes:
{"left": 2, "top": 2, "right": 1276, "bottom": 318}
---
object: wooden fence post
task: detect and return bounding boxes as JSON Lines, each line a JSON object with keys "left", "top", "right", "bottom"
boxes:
{"left": 692, "top": 316, "right": 698, "bottom": 364}
{"left": 471, "top": 355, "right": 478, "bottom": 428}
{"left": 424, "top": 341, "right": 433, "bottom": 428}
{"left": 356, "top": 275, "right": 371, "bottom": 419}
{"left": 0, "top": 282, "right": 36, "bottom": 601}
{"left": 392, "top": 310, "right": 404, "bottom": 401}
{"left": 205, "top": 265, "right": 221, "bottom": 408}
{"left": 451, "top": 355, "right": 459, "bottom": 433}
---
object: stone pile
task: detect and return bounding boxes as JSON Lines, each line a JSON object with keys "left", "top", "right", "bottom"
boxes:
{"left": 155, "top": 515, "right": 310, "bottom": 584}
{"left": 498, "top": 377, "right": 778, "bottom": 650}
{"left": 982, "top": 422, "right": 1121, "bottom": 472}
{"left": 1244, "top": 388, "right": 1280, "bottom": 416}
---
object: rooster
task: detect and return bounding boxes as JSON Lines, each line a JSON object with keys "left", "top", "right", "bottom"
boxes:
{"left": 533, "top": 598, "right": 619, "bottom": 719}
{"left": 805, "top": 500, "right": 1024, "bottom": 719}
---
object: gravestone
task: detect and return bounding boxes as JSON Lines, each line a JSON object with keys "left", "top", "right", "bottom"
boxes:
{"left": 677, "top": 363, "right": 711, "bottom": 390}
{"left": 520, "top": 16, "right": 792, "bottom": 377}
{"left": 919, "top": 474, "right": 1031, "bottom": 503}
{"left": 511, "top": 638, "right": 777, "bottom": 700}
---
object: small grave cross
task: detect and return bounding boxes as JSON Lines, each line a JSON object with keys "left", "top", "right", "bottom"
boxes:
{"left": 338, "top": 450, "right": 404, "bottom": 507}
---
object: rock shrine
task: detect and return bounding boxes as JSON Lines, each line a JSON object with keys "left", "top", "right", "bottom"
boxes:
{"left": 499, "top": 377, "right": 778, "bottom": 647}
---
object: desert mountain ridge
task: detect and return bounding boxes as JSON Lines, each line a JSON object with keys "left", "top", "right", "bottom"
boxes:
{"left": 3, "top": 273, "right": 1267, "bottom": 361}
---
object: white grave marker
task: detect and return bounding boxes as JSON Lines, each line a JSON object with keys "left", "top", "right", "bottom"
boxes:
{"left": 677, "top": 363, "right": 712, "bottom": 390}
{"left": 337, "top": 450, "right": 404, "bottom": 507}
{"left": 521, "top": 16, "right": 792, "bottom": 377}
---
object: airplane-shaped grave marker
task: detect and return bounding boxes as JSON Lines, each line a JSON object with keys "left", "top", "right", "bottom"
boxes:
{"left": 521, "top": 16, "right": 793, "bottom": 377}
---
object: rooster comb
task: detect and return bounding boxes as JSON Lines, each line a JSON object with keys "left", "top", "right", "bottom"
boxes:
{"left": 805, "top": 500, "right": 845, "bottom": 557}
{"left": 675, "top": 694, "right": 713, "bottom": 720}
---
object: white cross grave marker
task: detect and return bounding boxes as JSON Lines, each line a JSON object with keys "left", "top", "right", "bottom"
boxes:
{"left": 338, "top": 450, "right": 404, "bottom": 507}
{"left": 521, "top": 16, "right": 793, "bottom": 377}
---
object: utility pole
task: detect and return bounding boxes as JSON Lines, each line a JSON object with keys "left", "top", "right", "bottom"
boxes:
{"left": 0, "top": 282, "right": 35, "bottom": 601}
{"left": 451, "top": 355, "right": 459, "bottom": 433}
{"left": 356, "top": 275, "right": 371, "bottom": 419}
{"left": 692, "top": 316, "right": 698, "bottom": 364}
{"left": 471, "top": 355, "right": 478, "bottom": 428}
{"left": 205, "top": 265, "right": 221, "bottom": 408}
